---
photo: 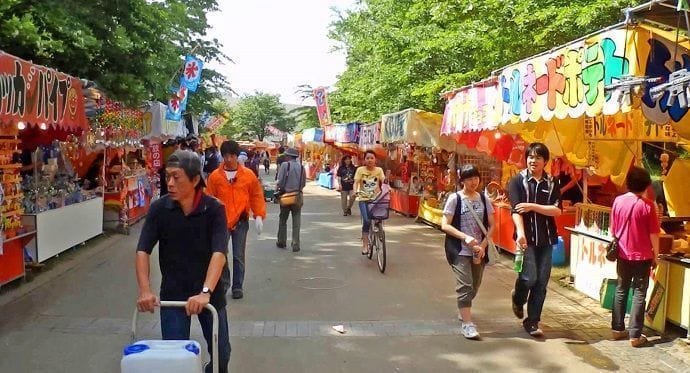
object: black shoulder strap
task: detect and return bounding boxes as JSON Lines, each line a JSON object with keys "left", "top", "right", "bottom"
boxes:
{"left": 453, "top": 191, "right": 462, "bottom": 216}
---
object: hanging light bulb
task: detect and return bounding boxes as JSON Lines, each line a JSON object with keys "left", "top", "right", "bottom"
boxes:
{"left": 39, "top": 122, "right": 47, "bottom": 130}
{"left": 17, "top": 121, "right": 26, "bottom": 130}
{"left": 494, "top": 132, "right": 502, "bottom": 139}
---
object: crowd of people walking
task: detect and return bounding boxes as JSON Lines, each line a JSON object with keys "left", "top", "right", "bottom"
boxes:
{"left": 135, "top": 139, "right": 659, "bottom": 372}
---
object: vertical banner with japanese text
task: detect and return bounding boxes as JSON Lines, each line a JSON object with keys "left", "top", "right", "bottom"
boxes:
{"left": 312, "top": 87, "right": 332, "bottom": 126}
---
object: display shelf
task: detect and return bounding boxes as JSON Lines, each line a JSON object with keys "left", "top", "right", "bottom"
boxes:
{"left": 2, "top": 209, "right": 23, "bottom": 217}
{"left": 0, "top": 163, "right": 22, "bottom": 169}
{"left": 661, "top": 216, "right": 690, "bottom": 223}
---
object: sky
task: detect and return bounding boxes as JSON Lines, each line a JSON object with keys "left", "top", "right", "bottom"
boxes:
{"left": 207, "top": 0, "right": 356, "bottom": 106}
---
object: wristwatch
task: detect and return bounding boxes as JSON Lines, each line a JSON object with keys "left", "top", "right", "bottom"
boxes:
{"left": 202, "top": 286, "right": 212, "bottom": 295}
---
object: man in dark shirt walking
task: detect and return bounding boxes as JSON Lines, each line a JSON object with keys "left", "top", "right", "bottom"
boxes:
{"left": 336, "top": 155, "right": 357, "bottom": 216}
{"left": 508, "top": 142, "right": 561, "bottom": 338}
{"left": 136, "top": 150, "right": 231, "bottom": 373}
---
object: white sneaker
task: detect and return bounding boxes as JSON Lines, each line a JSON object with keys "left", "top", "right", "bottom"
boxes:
{"left": 461, "top": 322, "right": 480, "bottom": 339}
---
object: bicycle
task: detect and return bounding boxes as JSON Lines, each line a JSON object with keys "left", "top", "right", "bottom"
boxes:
{"left": 364, "top": 188, "right": 390, "bottom": 273}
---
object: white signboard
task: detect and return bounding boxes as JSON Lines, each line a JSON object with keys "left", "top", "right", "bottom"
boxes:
{"left": 570, "top": 232, "right": 617, "bottom": 301}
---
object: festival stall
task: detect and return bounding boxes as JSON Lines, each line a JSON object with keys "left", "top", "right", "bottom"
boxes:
{"left": 0, "top": 50, "right": 103, "bottom": 270}
{"left": 91, "top": 100, "right": 159, "bottom": 232}
{"left": 380, "top": 109, "right": 451, "bottom": 219}
{"left": 300, "top": 127, "right": 325, "bottom": 180}
{"left": 464, "top": 2, "right": 690, "bottom": 335}
{"left": 324, "top": 122, "right": 360, "bottom": 190}
{"left": 439, "top": 79, "right": 576, "bottom": 255}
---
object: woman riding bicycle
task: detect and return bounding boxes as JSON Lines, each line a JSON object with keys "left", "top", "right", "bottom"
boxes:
{"left": 354, "top": 150, "right": 385, "bottom": 256}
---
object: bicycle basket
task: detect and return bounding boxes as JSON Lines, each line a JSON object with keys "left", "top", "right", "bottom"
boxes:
{"left": 368, "top": 200, "right": 390, "bottom": 220}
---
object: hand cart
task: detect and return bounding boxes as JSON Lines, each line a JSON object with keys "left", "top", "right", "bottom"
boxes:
{"left": 127, "top": 301, "right": 219, "bottom": 373}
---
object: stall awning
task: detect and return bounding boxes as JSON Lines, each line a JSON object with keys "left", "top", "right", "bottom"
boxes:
{"left": 142, "top": 101, "right": 186, "bottom": 140}
{"left": 0, "top": 50, "right": 88, "bottom": 131}
{"left": 302, "top": 127, "right": 324, "bottom": 143}
{"left": 495, "top": 25, "right": 638, "bottom": 125}
{"left": 323, "top": 125, "right": 336, "bottom": 143}
{"left": 334, "top": 122, "right": 360, "bottom": 144}
{"left": 380, "top": 108, "right": 444, "bottom": 147}
{"left": 492, "top": 18, "right": 690, "bottom": 139}
{"left": 359, "top": 122, "right": 381, "bottom": 150}
{"left": 441, "top": 78, "right": 499, "bottom": 135}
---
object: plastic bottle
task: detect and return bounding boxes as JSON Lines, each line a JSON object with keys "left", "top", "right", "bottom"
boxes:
{"left": 514, "top": 249, "right": 524, "bottom": 273}
{"left": 472, "top": 248, "right": 481, "bottom": 265}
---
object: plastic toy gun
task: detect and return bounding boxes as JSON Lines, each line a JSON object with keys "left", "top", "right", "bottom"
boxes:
{"left": 648, "top": 69, "right": 690, "bottom": 108}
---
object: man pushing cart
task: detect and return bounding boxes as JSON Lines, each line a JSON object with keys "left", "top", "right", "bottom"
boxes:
{"left": 132, "top": 150, "right": 231, "bottom": 373}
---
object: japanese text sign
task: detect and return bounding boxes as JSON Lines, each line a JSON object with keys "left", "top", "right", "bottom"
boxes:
{"left": 0, "top": 51, "right": 88, "bottom": 130}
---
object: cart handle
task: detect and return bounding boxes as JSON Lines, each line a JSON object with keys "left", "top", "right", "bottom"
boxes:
{"left": 131, "top": 301, "right": 218, "bottom": 373}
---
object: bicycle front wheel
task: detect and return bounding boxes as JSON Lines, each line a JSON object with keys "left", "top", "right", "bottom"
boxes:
{"left": 375, "top": 223, "right": 386, "bottom": 273}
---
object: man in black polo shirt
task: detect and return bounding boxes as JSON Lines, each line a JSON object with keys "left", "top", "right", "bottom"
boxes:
{"left": 508, "top": 142, "right": 562, "bottom": 338}
{"left": 136, "top": 150, "right": 231, "bottom": 373}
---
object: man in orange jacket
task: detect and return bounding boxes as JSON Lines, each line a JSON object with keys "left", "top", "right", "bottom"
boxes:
{"left": 206, "top": 140, "right": 267, "bottom": 299}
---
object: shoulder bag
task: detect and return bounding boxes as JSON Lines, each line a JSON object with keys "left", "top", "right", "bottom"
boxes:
{"left": 279, "top": 161, "right": 304, "bottom": 207}
{"left": 463, "top": 195, "right": 500, "bottom": 266}
{"left": 606, "top": 198, "right": 638, "bottom": 262}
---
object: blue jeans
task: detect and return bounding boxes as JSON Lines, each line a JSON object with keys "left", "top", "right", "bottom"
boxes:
{"left": 612, "top": 259, "right": 652, "bottom": 338}
{"left": 161, "top": 306, "right": 231, "bottom": 373}
{"left": 359, "top": 201, "right": 371, "bottom": 235}
{"left": 513, "top": 245, "right": 553, "bottom": 324}
{"left": 220, "top": 219, "right": 249, "bottom": 292}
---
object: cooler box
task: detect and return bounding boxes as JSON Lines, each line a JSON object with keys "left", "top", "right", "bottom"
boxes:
{"left": 552, "top": 237, "right": 566, "bottom": 266}
{"left": 600, "top": 279, "right": 633, "bottom": 314}
{"left": 121, "top": 340, "right": 203, "bottom": 373}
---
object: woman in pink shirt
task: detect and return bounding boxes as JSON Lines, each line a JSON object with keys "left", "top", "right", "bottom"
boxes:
{"left": 609, "top": 166, "right": 660, "bottom": 347}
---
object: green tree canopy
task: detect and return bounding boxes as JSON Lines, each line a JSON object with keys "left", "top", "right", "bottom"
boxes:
{"left": 220, "top": 93, "right": 295, "bottom": 141}
{"left": 290, "top": 84, "right": 320, "bottom": 131}
{"left": 0, "top": 0, "right": 228, "bottom": 114}
{"left": 289, "top": 106, "right": 320, "bottom": 132}
{"left": 328, "top": 0, "right": 642, "bottom": 122}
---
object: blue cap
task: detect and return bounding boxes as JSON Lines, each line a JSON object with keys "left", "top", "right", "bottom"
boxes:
{"left": 185, "top": 342, "right": 200, "bottom": 355}
{"left": 123, "top": 344, "right": 150, "bottom": 356}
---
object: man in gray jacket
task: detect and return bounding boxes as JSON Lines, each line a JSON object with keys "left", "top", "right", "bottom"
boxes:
{"left": 276, "top": 148, "right": 306, "bottom": 252}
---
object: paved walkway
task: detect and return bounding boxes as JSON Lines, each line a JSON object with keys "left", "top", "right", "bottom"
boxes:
{"left": 0, "top": 169, "right": 689, "bottom": 372}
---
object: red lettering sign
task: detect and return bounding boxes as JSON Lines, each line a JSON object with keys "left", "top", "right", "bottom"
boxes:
{"left": 149, "top": 143, "right": 162, "bottom": 170}
{"left": 0, "top": 51, "right": 88, "bottom": 130}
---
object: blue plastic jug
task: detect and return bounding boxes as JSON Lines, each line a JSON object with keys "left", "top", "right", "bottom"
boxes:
{"left": 552, "top": 236, "right": 566, "bottom": 266}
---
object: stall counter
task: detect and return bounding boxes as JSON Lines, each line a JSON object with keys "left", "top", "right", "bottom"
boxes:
{"left": 492, "top": 203, "right": 515, "bottom": 252}
{"left": 0, "top": 231, "right": 36, "bottom": 286}
{"left": 390, "top": 189, "right": 420, "bottom": 217}
{"left": 566, "top": 227, "right": 617, "bottom": 301}
{"left": 304, "top": 164, "right": 317, "bottom": 181}
{"left": 662, "top": 256, "right": 690, "bottom": 336}
{"left": 417, "top": 199, "right": 442, "bottom": 226}
{"left": 21, "top": 197, "right": 103, "bottom": 263}
{"left": 492, "top": 202, "right": 575, "bottom": 254}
